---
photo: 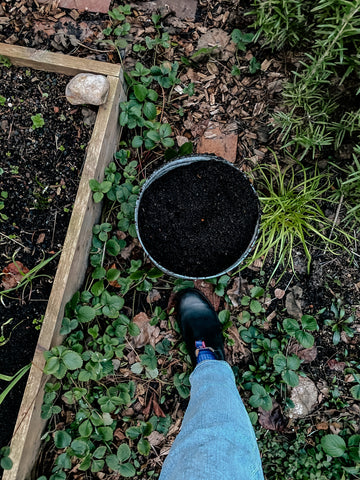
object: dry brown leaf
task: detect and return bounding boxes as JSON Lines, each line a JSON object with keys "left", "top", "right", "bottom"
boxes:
{"left": 131, "top": 312, "right": 158, "bottom": 348}
{"left": 327, "top": 359, "right": 346, "bottom": 371}
{"left": 147, "top": 289, "right": 161, "bottom": 304}
{"left": 148, "top": 430, "right": 165, "bottom": 447}
{"left": 274, "top": 288, "right": 285, "bottom": 299}
{"left": 114, "top": 428, "right": 126, "bottom": 441}
{"left": 36, "top": 232, "right": 46, "bottom": 244}
{"left": 120, "top": 240, "right": 138, "bottom": 260}
{"left": 289, "top": 342, "right": 317, "bottom": 364}
{"left": 152, "top": 396, "right": 166, "bottom": 418}
{"left": 316, "top": 422, "right": 329, "bottom": 431}
{"left": 1, "top": 261, "right": 30, "bottom": 290}
{"left": 194, "top": 280, "right": 220, "bottom": 311}
{"left": 258, "top": 403, "right": 286, "bottom": 431}
{"left": 226, "top": 277, "right": 240, "bottom": 307}
{"left": 143, "top": 395, "right": 153, "bottom": 417}
{"left": 285, "top": 286, "right": 303, "bottom": 320}
{"left": 226, "top": 325, "right": 249, "bottom": 358}
{"left": 330, "top": 422, "right": 342, "bottom": 435}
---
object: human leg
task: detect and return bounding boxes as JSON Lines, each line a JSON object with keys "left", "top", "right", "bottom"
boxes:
{"left": 159, "top": 289, "right": 264, "bottom": 480}
{"left": 159, "top": 359, "right": 264, "bottom": 480}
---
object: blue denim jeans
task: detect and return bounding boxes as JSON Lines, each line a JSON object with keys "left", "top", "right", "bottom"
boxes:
{"left": 159, "top": 360, "right": 264, "bottom": 480}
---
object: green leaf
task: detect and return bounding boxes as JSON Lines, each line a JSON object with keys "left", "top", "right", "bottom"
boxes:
{"left": 77, "top": 306, "right": 96, "bottom": 323}
{"left": 282, "top": 370, "right": 299, "bottom": 387}
{"left": 79, "top": 420, "right": 93, "bottom": 437}
{"left": 118, "top": 463, "right": 136, "bottom": 477}
{"left": 159, "top": 123, "right": 172, "bottom": 137}
{"left": 128, "top": 322, "right": 141, "bottom": 336}
{"left": 241, "top": 296, "right": 250, "bottom": 306}
{"left": 106, "top": 454, "right": 120, "bottom": 471}
{"left": 137, "top": 437, "right": 151, "bottom": 456}
{"left": 107, "top": 268, "right": 120, "bottom": 282}
{"left": 93, "top": 191, "right": 103, "bottom": 203}
{"left": 321, "top": 434, "right": 346, "bottom": 457}
{"left": 295, "top": 330, "right": 314, "bottom": 349}
{"left": 333, "top": 330, "right": 341, "bottom": 345}
{"left": 350, "top": 384, "right": 360, "bottom": 400}
{"left": 71, "top": 438, "right": 89, "bottom": 457}
{"left": 93, "top": 446, "right": 106, "bottom": 459}
{"left": 126, "top": 426, "right": 141, "bottom": 440}
{"left": 250, "top": 299, "right": 262, "bottom": 314}
{"left": 273, "top": 353, "right": 287, "bottom": 372}
{"left": 118, "top": 217, "right": 130, "bottom": 231}
{"left": 91, "top": 459, "right": 105, "bottom": 473}
{"left": 62, "top": 351, "right": 83, "bottom": 370}
{"left": 147, "top": 89, "right": 158, "bottom": 101}
{"left": 134, "top": 84, "right": 148, "bottom": 102}
{"left": 92, "top": 266, "right": 106, "bottom": 279}
{"left": 79, "top": 454, "right": 91, "bottom": 471}
{"left": 250, "top": 286, "right": 264, "bottom": 298}
{"left": 98, "top": 426, "right": 113, "bottom": 442}
{"left": 1, "top": 456, "right": 13, "bottom": 470}
{"left": 89, "top": 179, "right": 100, "bottom": 191}
{"left": 132, "top": 136, "right": 143, "bottom": 148}
{"left": 301, "top": 315, "right": 318, "bottom": 331}
{"left": 218, "top": 310, "right": 230, "bottom": 324}
{"left": 106, "top": 238, "right": 121, "bottom": 256}
{"left": 131, "top": 362, "right": 143, "bottom": 374}
{"left": 143, "top": 102, "right": 157, "bottom": 120}
{"left": 283, "top": 318, "right": 299, "bottom": 336}
{"left": 117, "top": 443, "right": 131, "bottom": 462}
{"left": 91, "top": 280, "right": 104, "bottom": 297}
{"left": 286, "top": 355, "right": 301, "bottom": 371}
{"left": 54, "top": 430, "right": 72, "bottom": 449}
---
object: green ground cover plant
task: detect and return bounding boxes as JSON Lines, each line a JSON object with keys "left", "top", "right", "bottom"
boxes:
{"left": 2, "top": 3, "right": 359, "bottom": 479}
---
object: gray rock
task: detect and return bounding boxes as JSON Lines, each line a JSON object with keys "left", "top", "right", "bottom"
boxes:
{"left": 66, "top": 73, "right": 110, "bottom": 105}
{"left": 289, "top": 376, "right": 318, "bottom": 418}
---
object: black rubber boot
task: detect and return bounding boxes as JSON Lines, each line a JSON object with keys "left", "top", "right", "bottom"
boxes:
{"left": 177, "top": 288, "right": 225, "bottom": 367}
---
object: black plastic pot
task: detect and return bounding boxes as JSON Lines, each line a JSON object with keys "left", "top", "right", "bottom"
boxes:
{"left": 135, "top": 154, "right": 261, "bottom": 279}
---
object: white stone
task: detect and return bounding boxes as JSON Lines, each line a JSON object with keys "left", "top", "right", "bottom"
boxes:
{"left": 289, "top": 376, "right": 318, "bottom": 418}
{"left": 65, "top": 73, "right": 110, "bottom": 105}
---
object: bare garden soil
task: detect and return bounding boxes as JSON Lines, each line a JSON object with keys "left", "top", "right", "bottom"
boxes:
{"left": 0, "top": 65, "right": 94, "bottom": 446}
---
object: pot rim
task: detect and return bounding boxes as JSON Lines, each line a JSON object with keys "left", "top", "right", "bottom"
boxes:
{"left": 135, "top": 154, "right": 261, "bottom": 280}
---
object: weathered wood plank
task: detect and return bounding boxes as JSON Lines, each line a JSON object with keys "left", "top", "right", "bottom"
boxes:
{"left": 3, "top": 74, "right": 125, "bottom": 480}
{"left": 0, "top": 43, "right": 121, "bottom": 77}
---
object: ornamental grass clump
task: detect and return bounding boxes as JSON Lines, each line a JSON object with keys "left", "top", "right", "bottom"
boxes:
{"left": 243, "top": 153, "right": 346, "bottom": 276}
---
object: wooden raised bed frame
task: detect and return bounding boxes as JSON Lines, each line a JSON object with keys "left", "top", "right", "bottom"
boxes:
{"left": 0, "top": 43, "right": 125, "bottom": 480}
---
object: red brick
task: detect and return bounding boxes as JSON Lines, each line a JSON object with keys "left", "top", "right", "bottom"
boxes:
{"left": 58, "top": 0, "right": 111, "bottom": 14}
{"left": 197, "top": 125, "right": 238, "bottom": 163}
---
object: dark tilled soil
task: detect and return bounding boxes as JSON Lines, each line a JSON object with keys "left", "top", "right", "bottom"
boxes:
{"left": 137, "top": 159, "right": 260, "bottom": 277}
{"left": 0, "top": 65, "right": 94, "bottom": 446}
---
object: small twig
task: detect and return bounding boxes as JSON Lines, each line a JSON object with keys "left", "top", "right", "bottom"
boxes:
{"left": 160, "top": 86, "right": 166, "bottom": 123}
{"left": 7, "top": 120, "right": 13, "bottom": 141}
{"left": 51, "top": 211, "right": 57, "bottom": 249}
{"left": 0, "top": 231, "right": 26, "bottom": 249}
{"left": 76, "top": 41, "right": 115, "bottom": 54}
{"left": 324, "top": 194, "right": 343, "bottom": 253}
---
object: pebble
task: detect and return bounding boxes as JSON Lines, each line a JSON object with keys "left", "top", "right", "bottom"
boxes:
{"left": 65, "top": 73, "right": 110, "bottom": 106}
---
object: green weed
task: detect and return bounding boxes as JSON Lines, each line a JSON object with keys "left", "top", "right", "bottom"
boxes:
{"left": 31, "top": 113, "right": 45, "bottom": 130}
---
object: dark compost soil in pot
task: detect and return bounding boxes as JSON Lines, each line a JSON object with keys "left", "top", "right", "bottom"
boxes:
{"left": 137, "top": 158, "right": 260, "bottom": 278}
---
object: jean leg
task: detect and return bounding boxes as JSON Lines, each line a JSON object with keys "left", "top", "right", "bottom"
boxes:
{"left": 159, "top": 360, "right": 264, "bottom": 480}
